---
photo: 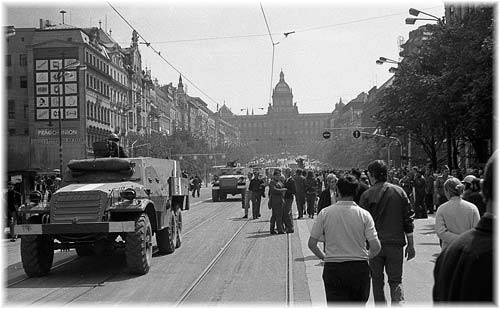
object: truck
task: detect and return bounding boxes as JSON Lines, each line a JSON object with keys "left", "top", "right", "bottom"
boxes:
{"left": 15, "top": 144, "right": 190, "bottom": 277}
{"left": 211, "top": 162, "right": 252, "bottom": 202}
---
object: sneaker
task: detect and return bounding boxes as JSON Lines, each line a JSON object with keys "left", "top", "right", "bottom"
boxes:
{"left": 10, "top": 238, "right": 16, "bottom": 242}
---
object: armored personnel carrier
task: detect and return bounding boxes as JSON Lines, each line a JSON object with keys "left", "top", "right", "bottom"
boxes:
{"left": 211, "top": 161, "right": 251, "bottom": 202}
{"left": 16, "top": 143, "right": 190, "bottom": 277}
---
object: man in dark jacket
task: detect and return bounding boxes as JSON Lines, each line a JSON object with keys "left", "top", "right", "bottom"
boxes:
{"left": 359, "top": 160, "right": 415, "bottom": 306}
{"left": 293, "top": 169, "right": 306, "bottom": 219}
{"left": 433, "top": 152, "right": 495, "bottom": 303}
{"left": 249, "top": 171, "right": 265, "bottom": 219}
{"left": 351, "top": 168, "right": 369, "bottom": 204}
{"left": 317, "top": 173, "right": 338, "bottom": 214}
{"left": 282, "top": 168, "right": 296, "bottom": 233}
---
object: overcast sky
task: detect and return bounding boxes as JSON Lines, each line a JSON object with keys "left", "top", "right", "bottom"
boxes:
{"left": 3, "top": 0, "right": 446, "bottom": 115}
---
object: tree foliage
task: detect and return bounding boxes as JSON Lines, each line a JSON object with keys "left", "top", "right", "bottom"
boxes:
{"left": 375, "top": 7, "right": 493, "bottom": 168}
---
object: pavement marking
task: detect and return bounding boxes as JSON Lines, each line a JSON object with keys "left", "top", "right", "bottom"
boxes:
{"left": 296, "top": 217, "right": 326, "bottom": 307}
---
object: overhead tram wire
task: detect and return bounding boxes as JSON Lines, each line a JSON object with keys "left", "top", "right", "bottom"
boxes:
{"left": 112, "top": 6, "right": 442, "bottom": 45}
{"left": 260, "top": 3, "right": 278, "bottom": 107}
{"left": 107, "top": 2, "right": 221, "bottom": 110}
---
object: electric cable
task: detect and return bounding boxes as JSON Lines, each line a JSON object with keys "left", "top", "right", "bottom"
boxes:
{"left": 107, "top": 2, "right": 221, "bottom": 110}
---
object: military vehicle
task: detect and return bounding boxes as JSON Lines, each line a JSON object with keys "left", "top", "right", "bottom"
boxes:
{"left": 211, "top": 161, "right": 251, "bottom": 202}
{"left": 15, "top": 142, "right": 190, "bottom": 277}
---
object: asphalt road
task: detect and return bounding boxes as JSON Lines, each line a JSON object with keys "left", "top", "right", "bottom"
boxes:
{"left": 3, "top": 185, "right": 441, "bottom": 306}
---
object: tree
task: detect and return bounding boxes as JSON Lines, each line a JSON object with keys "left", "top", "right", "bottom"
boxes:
{"left": 375, "top": 6, "right": 493, "bottom": 168}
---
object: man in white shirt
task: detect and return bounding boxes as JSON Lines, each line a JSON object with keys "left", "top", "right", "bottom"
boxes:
{"left": 308, "top": 175, "right": 381, "bottom": 304}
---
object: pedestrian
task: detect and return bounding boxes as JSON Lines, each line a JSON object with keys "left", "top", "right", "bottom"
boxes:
{"left": 305, "top": 170, "right": 318, "bottom": 219}
{"left": 413, "top": 169, "right": 427, "bottom": 218}
{"left": 6, "top": 181, "right": 21, "bottom": 241}
{"left": 293, "top": 169, "right": 306, "bottom": 219}
{"left": 243, "top": 171, "right": 253, "bottom": 218}
{"left": 317, "top": 173, "right": 338, "bottom": 214}
{"left": 269, "top": 169, "right": 287, "bottom": 234}
{"left": 435, "top": 166, "right": 451, "bottom": 211}
{"left": 351, "top": 168, "right": 369, "bottom": 204}
{"left": 434, "top": 177, "right": 480, "bottom": 251}
{"left": 433, "top": 152, "right": 495, "bottom": 302}
{"left": 462, "top": 175, "right": 486, "bottom": 216}
{"left": 308, "top": 175, "right": 381, "bottom": 304}
{"left": 424, "top": 166, "right": 436, "bottom": 214}
{"left": 192, "top": 175, "right": 201, "bottom": 198}
{"left": 359, "top": 160, "right": 415, "bottom": 306}
{"left": 249, "top": 171, "right": 264, "bottom": 219}
{"left": 282, "top": 168, "right": 296, "bottom": 233}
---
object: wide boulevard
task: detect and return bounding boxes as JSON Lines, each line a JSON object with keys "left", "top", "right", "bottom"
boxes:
{"left": 4, "top": 186, "right": 440, "bottom": 306}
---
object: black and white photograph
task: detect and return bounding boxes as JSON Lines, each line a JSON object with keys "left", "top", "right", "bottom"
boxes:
{"left": 2, "top": 0, "right": 495, "bottom": 306}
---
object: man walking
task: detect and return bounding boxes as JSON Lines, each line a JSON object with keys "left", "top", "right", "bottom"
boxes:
{"left": 249, "top": 171, "right": 265, "bottom": 219}
{"left": 308, "top": 175, "right": 381, "bottom": 303}
{"left": 282, "top": 168, "right": 296, "bottom": 233}
{"left": 269, "top": 169, "right": 287, "bottom": 234}
{"left": 359, "top": 160, "right": 415, "bottom": 306}
{"left": 293, "top": 169, "right": 306, "bottom": 219}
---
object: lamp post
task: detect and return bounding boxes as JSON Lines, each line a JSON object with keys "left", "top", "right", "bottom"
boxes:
{"left": 376, "top": 57, "right": 400, "bottom": 73}
{"left": 405, "top": 8, "right": 443, "bottom": 25}
{"left": 54, "top": 58, "right": 86, "bottom": 175}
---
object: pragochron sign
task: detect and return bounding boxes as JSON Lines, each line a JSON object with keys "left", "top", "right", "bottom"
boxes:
{"left": 37, "top": 128, "right": 79, "bottom": 137}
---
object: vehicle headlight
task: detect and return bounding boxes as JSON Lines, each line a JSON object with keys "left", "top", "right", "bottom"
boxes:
{"left": 120, "top": 188, "right": 136, "bottom": 200}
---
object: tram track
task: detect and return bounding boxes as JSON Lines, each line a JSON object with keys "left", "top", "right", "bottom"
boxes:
{"left": 175, "top": 212, "right": 295, "bottom": 306}
{"left": 6, "top": 200, "right": 234, "bottom": 294}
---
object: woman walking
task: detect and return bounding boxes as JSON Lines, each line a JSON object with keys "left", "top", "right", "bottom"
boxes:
{"left": 305, "top": 170, "right": 318, "bottom": 219}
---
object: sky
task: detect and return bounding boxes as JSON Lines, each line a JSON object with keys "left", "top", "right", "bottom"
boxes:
{"left": 3, "top": 0, "right": 446, "bottom": 115}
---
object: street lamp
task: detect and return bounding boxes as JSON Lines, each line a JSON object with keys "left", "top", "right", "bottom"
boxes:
{"left": 376, "top": 57, "right": 400, "bottom": 73}
{"left": 54, "top": 58, "right": 86, "bottom": 175}
{"left": 406, "top": 8, "right": 442, "bottom": 25}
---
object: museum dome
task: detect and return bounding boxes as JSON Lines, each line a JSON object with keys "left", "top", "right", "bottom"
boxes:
{"left": 274, "top": 70, "right": 291, "bottom": 94}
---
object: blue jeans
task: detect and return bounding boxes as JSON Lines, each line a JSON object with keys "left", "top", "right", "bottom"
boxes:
{"left": 369, "top": 245, "right": 404, "bottom": 305}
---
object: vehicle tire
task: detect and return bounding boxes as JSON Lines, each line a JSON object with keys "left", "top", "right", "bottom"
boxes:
{"left": 76, "top": 244, "right": 95, "bottom": 256}
{"left": 212, "top": 190, "right": 219, "bottom": 202}
{"left": 220, "top": 193, "right": 227, "bottom": 201}
{"left": 156, "top": 211, "right": 177, "bottom": 254}
{"left": 175, "top": 210, "right": 182, "bottom": 249}
{"left": 126, "top": 213, "right": 153, "bottom": 275}
{"left": 20, "top": 235, "right": 54, "bottom": 277}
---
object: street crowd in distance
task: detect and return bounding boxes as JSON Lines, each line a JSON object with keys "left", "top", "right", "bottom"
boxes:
{"left": 237, "top": 155, "right": 495, "bottom": 305}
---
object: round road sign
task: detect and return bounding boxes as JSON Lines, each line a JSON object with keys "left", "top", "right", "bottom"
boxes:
{"left": 322, "top": 131, "right": 331, "bottom": 139}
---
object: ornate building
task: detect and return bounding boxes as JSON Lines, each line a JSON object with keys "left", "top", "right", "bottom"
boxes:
{"left": 220, "top": 70, "right": 332, "bottom": 156}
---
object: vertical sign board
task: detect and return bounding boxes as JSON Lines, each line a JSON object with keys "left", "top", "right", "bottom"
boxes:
{"left": 34, "top": 57, "right": 79, "bottom": 122}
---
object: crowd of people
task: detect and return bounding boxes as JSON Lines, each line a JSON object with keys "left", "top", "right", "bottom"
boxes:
{"left": 244, "top": 155, "right": 494, "bottom": 305}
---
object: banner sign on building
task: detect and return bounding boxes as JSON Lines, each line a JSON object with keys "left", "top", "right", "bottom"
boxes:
{"left": 34, "top": 58, "right": 79, "bottom": 121}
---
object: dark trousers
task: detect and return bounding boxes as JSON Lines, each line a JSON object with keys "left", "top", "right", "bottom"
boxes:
{"left": 425, "top": 193, "right": 434, "bottom": 213}
{"left": 323, "top": 261, "right": 370, "bottom": 303}
{"left": 414, "top": 195, "right": 427, "bottom": 218}
{"left": 369, "top": 245, "right": 404, "bottom": 305}
{"left": 251, "top": 192, "right": 261, "bottom": 219}
{"left": 283, "top": 198, "right": 294, "bottom": 232}
{"left": 270, "top": 201, "right": 284, "bottom": 233}
{"left": 296, "top": 194, "right": 305, "bottom": 217}
{"left": 306, "top": 194, "right": 316, "bottom": 217}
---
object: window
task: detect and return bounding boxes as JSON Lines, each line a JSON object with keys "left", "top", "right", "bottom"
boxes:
{"left": 9, "top": 129, "right": 16, "bottom": 136}
{"left": 8, "top": 100, "right": 15, "bottom": 119}
{"left": 20, "top": 76, "right": 27, "bottom": 88}
{"left": 24, "top": 104, "right": 28, "bottom": 119}
{"left": 6, "top": 55, "right": 11, "bottom": 66}
{"left": 7, "top": 76, "right": 12, "bottom": 89}
{"left": 19, "top": 54, "right": 27, "bottom": 66}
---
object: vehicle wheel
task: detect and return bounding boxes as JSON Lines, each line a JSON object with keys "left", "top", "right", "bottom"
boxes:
{"left": 20, "top": 235, "right": 54, "bottom": 277}
{"left": 212, "top": 190, "right": 219, "bottom": 202}
{"left": 175, "top": 210, "right": 182, "bottom": 249}
{"left": 126, "top": 213, "right": 153, "bottom": 275}
{"left": 220, "top": 193, "right": 227, "bottom": 201}
{"left": 156, "top": 211, "right": 177, "bottom": 254}
{"left": 76, "top": 244, "right": 95, "bottom": 256}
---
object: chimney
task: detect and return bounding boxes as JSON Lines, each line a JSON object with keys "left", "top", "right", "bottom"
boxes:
{"left": 39, "top": 19, "right": 44, "bottom": 29}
